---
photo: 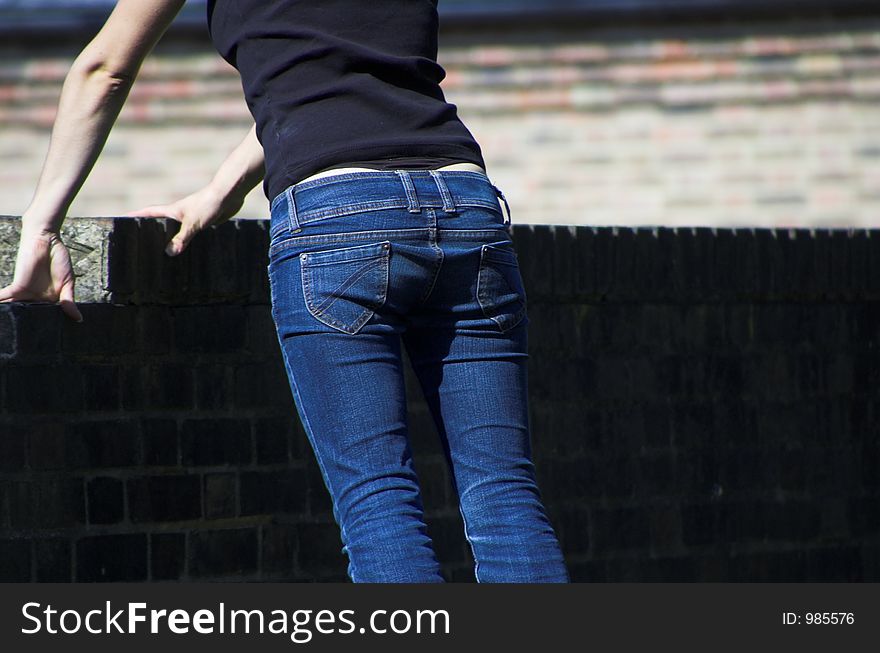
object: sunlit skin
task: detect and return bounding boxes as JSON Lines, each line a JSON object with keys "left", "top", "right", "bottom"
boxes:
{"left": 0, "top": 0, "right": 265, "bottom": 322}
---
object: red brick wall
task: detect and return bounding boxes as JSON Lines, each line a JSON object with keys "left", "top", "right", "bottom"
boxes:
{"left": 1, "top": 15, "right": 879, "bottom": 226}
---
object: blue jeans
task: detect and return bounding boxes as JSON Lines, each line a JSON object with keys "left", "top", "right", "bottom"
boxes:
{"left": 267, "top": 169, "right": 569, "bottom": 583}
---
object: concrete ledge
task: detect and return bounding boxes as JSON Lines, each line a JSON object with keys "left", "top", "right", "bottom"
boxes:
{"left": 0, "top": 216, "right": 270, "bottom": 305}
{"left": 0, "top": 216, "right": 115, "bottom": 303}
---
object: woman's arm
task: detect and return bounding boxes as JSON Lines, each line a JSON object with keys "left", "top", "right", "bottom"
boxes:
{"left": 129, "top": 123, "right": 265, "bottom": 256}
{"left": 0, "top": 0, "right": 186, "bottom": 321}
{"left": 24, "top": 0, "right": 186, "bottom": 233}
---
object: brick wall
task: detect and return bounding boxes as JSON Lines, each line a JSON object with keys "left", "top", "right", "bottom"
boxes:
{"left": 2, "top": 12, "right": 880, "bottom": 228}
{"left": 1, "top": 216, "right": 878, "bottom": 582}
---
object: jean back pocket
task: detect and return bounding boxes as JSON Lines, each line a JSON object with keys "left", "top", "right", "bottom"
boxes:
{"left": 477, "top": 241, "right": 527, "bottom": 333}
{"left": 300, "top": 241, "right": 392, "bottom": 334}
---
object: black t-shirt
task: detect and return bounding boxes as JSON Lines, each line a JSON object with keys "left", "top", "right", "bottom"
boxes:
{"left": 206, "top": 0, "right": 486, "bottom": 201}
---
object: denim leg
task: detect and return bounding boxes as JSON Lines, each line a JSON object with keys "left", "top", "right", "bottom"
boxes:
{"left": 269, "top": 249, "right": 444, "bottom": 583}
{"left": 402, "top": 258, "right": 570, "bottom": 583}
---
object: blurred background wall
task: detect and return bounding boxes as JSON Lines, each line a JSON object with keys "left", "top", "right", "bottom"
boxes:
{"left": 1, "top": 0, "right": 879, "bottom": 228}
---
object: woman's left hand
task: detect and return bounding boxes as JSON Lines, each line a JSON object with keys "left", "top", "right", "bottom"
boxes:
{"left": 128, "top": 124, "right": 263, "bottom": 256}
{"left": 128, "top": 185, "right": 243, "bottom": 257}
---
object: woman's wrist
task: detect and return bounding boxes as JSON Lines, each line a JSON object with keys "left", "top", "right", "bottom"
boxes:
{"left": 20, "top": 214, "right": 63, "bottom": 238}
{"left": 205, "top": 124, "right": 265, "bottom": 212}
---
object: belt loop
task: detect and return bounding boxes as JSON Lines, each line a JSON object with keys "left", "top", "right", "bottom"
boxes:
{"left": 493, "top": 184, "right": 512, "bottom": 227}
{"left": 396, "top": 170, "right": 421, "bottom": 213}
{"left": 430, "top": 170, "right": 457, "bottom": 213}
{"left": 285, "top": 185, "right": 302, "bottom": 233}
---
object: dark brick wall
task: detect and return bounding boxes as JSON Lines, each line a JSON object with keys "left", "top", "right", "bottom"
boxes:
{"left": 1, "top": 218, "right": 878, "bottom": 582}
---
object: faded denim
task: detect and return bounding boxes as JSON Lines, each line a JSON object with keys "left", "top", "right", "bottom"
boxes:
{"left": 267, "top": 169, "right": 569, "bottom": 583}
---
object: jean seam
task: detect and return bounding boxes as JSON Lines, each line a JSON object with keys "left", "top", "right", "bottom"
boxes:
{"left": 301, "top": 199, "right": 411, "bottom": 222}
{"left": 268, "top": 227, "right": 508, "bottom": 258}
{"left": 458, "top": 502, "right": 481, "bottom": 582}
{"left": 285, "top": 185, "right": 302, "bottom": 233}
{"left": 417, "top": 209, "right": 445, "bottom": 305}
{"left": 270, "top": 288, "right": 352, "bottom": 578}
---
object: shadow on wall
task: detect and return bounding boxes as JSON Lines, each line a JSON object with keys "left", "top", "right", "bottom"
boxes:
{"left": 0, "top": 216, "right": 879, "bottom": 581}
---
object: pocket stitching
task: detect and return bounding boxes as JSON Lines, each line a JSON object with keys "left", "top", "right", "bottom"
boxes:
{"left": 477, "top": 244, "right": 527, "bottom": 333}
{"left": 482, "top": 242, "right": 519, "bottom": 266}
{"left": 311, "top": 258, "right": 381, "bottom": 315}
{"left": 300, "top": 241, "right": 391, "bottom": 334}
{"left": 302, "top": 240, "right": 391, "bottom": 265}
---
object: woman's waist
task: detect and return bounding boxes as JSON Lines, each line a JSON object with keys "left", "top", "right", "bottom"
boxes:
{"left": 269, "top": 166, "right": 504, "bottom": 237}
{"left": 260, "top": 126, "right": 487, "bottom": 201}
{"left": 297, "top": 161, "right": 485, "bottom": 185}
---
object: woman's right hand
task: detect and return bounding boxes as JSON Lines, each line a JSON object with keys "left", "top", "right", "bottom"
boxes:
{"left": 0, "top": 226, "right": 83, "bottom": 322}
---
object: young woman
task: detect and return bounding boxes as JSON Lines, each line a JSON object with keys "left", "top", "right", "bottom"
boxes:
{"left": 0, "top": 0, "right": 569, "bottom": 583}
